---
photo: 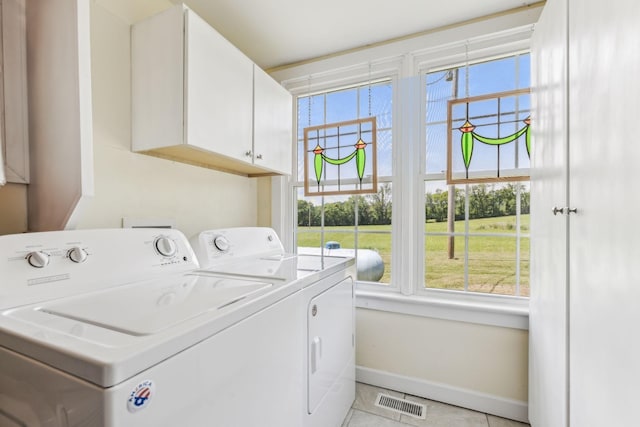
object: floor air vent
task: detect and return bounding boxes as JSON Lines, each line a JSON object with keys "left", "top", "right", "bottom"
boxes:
{"left": 374, "top": 393, "right": 426, "bottom": 419}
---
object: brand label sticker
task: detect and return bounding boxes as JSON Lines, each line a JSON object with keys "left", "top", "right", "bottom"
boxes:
{"left": 127, "top": 380, "right": 155, "bottom": 413}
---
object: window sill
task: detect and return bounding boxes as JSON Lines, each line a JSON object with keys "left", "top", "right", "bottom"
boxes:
{"left": 355, "top": 286, "right": 529, "bottom": 330}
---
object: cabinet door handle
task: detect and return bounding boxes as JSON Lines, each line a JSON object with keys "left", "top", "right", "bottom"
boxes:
{"left": 244, "top": 150, "right": 253, "bottom": 157}
{"left": 553, "top": 207, "right": 578, "bottom": 215}
{"left": 256, "top": 154, "right": 263, "bottom": 160}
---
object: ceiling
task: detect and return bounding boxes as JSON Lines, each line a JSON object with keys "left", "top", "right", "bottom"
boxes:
{"left": 96, "top": 0, "right": 541, "bottom": 69}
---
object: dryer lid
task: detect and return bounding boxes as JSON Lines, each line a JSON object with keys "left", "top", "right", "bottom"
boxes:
{"left": 197, "top": 254, "right": 349, "bottom": 282}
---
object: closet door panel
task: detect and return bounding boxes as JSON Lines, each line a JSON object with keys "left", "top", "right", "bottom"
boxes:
{"left": 528, "top": 0, "right": 569, "bottom": 425}
{"left": 568, "top": 0, "right": 640, "bottom": 425}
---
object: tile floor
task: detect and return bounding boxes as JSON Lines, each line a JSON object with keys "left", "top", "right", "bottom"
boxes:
{"left": 342, "top": 383, "right": 530, "bottom": 427}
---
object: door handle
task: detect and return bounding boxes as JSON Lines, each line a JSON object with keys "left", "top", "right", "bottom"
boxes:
{"left": 552, "top": 207, "right": 578, "bottom": 215}
{"left": 310, "top": 336, "right": 322, "bottom": 374}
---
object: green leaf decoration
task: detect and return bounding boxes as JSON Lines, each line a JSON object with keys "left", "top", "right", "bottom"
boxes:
{"left": 461, "top": 132, "right": 474, "bottom": 170}
{"left": 304, "top": 117, "right": 377, "bottom": 196}
{"left": 355, "top": 139, "right": 366, "bottom": 181}
{"left": 313, "top": 148, "right": 323, "bottom": 184}
{"left": 471, "top": 125, "right": 528, "bottom": 146}
{"left": 524, "top": 117, "right": 531, "bottom": 157}
{"left": 322, "top": 150, "right": 357, "bottom": 166}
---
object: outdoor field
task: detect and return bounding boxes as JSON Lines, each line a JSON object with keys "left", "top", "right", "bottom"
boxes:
{"left": 297, "top": 215, "right": 530, "bottom": 297}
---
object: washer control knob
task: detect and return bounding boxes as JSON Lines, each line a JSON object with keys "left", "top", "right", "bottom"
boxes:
{"left": 27, "top": 251, "right": 50, "bottom": 268}
{"left": 154, "top": 237, "right": 177, "bottom": 257}
{"left": 213, "top": 236, "right": 230, "bottom": 252}
{"left": 68, "top": 247, "right": 88, "bottom": 263}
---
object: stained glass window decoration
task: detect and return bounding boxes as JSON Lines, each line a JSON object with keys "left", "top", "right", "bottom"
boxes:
{"left": 303, "top": 117, "right": 378, "bottom": 196}
{"left": 447, "top": 88, "right": 531, "bottom": 184}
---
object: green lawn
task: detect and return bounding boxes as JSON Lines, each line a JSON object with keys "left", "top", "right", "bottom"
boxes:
{"left": 297, "top": 215, "right": 529, "bottom": 297}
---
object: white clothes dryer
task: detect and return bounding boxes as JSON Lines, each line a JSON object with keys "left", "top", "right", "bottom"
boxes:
{"left": 190, "top": 227, "right": 356, "bottom": 427}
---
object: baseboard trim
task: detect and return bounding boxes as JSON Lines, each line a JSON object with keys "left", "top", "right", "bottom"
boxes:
{"left": 356, "top": 366, "right": 529, "bottom": 423}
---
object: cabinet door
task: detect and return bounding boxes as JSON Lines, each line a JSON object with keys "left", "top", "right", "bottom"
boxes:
{"left": 529, "top": 0, "right": 569, "bottom": 425}
{"left": 185, "top": 10, "right": 253, "bottom": 163}
{"left": 307, "top": 278, "right": 353, "bottom": 415}
{"left": 568, "top": 0, "right": 640, "bottom": 425}
{"left": 131, "top": 5, "right": 184, "bottom": 152}
{"left": 253, "top": 65, "right": 292, "bottom": 174}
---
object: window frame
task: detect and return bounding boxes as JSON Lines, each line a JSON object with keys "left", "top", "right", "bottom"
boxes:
{"left": 419, "top": 53, "right": 532, "bottom": 298}
{"left": 288, "top": 64, "right": 403, "bottom": 292}
{"left": 272, "top": 21, "right": 536, "bottom": 328}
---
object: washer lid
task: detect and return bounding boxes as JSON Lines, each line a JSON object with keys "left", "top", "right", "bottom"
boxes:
{"left": 39, "top": 275, "right": 272, "bottom": 336}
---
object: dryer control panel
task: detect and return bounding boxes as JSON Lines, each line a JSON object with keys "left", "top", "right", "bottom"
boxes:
{"left": 0, "top": 228, "right": 198, "bottom": 310}
{"left": 190, "top": 227, "right": 284, "bottom": 268}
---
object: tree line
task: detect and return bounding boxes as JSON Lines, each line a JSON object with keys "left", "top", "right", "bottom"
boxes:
{"left": 298, "top": 183, "right": 530, "bottom": 227}
{"left": 426, "top": 183, "right": 530, "bottom": 222}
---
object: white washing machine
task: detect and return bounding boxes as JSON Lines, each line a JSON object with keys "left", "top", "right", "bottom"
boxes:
{"left": 0, "top": 228, "right": 306, "bottom": 426}
{"left": 190, "top": 227, "right": 356, "bottom": 427}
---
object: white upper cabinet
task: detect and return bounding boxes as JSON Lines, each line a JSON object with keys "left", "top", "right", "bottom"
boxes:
{"left": 184, "top": 9, "right": 253, "bottom": 164}
{"left": 253, "top": 65, "right": 292, "bottom": 175}
{"left": 132, "top": 4, "right": 292, "bottom": 176}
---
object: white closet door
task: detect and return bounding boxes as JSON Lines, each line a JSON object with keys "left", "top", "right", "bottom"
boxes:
{"left": 568, "top": 0, "right": 640, "bottom": 425}
{"left": 529, "top": 0, "right": 569, "bottom": 425}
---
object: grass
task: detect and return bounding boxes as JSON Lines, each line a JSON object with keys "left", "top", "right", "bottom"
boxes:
{"left": 297, "top": 215, "right": 529, "bottom": 297}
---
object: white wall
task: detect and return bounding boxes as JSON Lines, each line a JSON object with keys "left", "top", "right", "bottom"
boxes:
{"left": 0, "top": 184, "right": 27, "bottom": 234}
{"left": 74, "top": 2, "right": 258, "bottom": 237}
{"left": 256, "top": 177, "right": 272, "bottom": 227}
{"left": 356, "top": 309, "right": 529, "bottom": 421}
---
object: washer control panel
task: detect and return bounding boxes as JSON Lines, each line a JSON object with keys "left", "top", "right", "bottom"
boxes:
{"left": 26, "top": 250, "right": 50, "bottom": 268}
{"left": 154, "top": 236, "right": 178, "bottom": 257}
{"left": 68, "top": 247, "right": 88, "bottom": 264}
{"left": 0, "top": 228, "right": 198, "bottom": 309}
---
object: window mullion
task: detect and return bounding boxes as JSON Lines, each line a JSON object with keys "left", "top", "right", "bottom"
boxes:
{"left": 390, "top": 77, "right": 402, "bottom": 292}
{"left": 515, "top": 184, "right": 521, "bottom": 296}
{"left": 464, "top": 184, "right": 470, "bottom": 292}
{"left": 414, "top": 73, "right": 427, "bottom": 296}
{"left": 395, "top": 74, "right": 421, "bottom": 296}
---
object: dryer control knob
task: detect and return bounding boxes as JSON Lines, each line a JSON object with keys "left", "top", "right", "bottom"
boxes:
{"left": 27, "top": 251, "right": 50, "bottom": 268}
{"left": 68, "top": 247, "right": 88, "bottom": 263}
{"left": 213, "top": 236, "right": 230, "bottom": 252}
{"left": 155, "top": 237, "right": 177, "bottom": 257}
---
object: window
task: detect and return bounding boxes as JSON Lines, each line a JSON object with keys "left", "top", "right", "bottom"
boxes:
{"left": 281, "top": 26, "right": 534, "bottom": 303}
{"left": 423, "top": 53, "right": 530, "bottom": 296}
{"left": 294, "top": 80, "right": 394, "bottom": 284}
